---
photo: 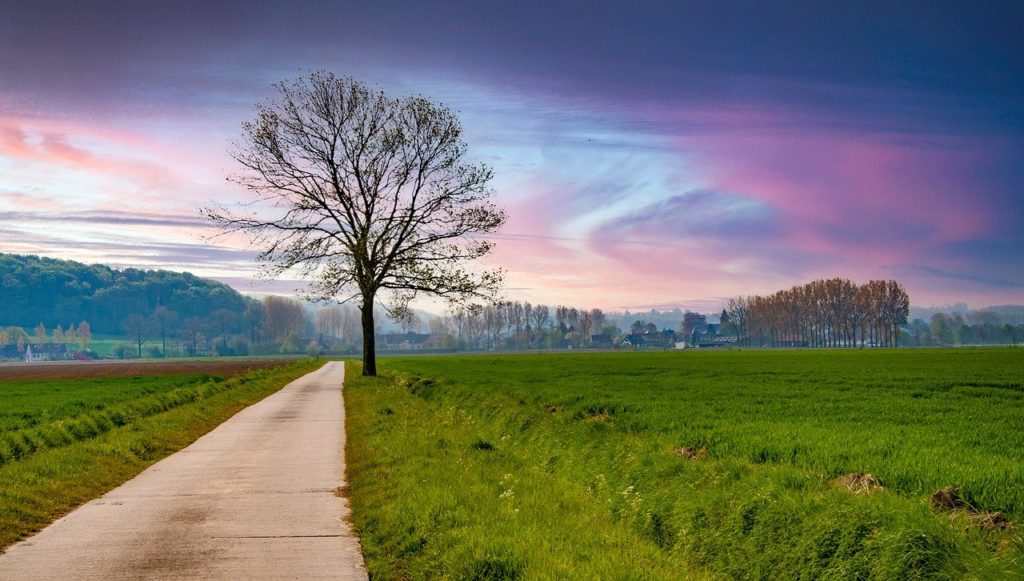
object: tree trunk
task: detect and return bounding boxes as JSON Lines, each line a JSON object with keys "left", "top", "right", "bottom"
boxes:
{"left": 360, "top": 295, "right": 377, "bottom": 376}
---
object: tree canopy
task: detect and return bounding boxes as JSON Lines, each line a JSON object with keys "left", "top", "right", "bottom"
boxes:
{"left": 204, "top": 72, "right": 505, "bottom": 375}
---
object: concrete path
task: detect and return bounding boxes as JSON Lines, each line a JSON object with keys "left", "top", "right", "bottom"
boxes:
{"left": 0, "top": 361, "right": 367, "bottom": 580}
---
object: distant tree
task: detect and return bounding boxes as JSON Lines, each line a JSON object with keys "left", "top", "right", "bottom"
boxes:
{"left": 340, "top": 306, "right": 360, "bottom": 344}
{"left": 726, "top": 297, "right": 748, "bottom": 346}
{"left": 53, "top": 324, "right": 65, "bottom": 344}
{"left": 530, "top": 305, "right": 549, "bottom": 345}
{"left": 680, "top": 312, "right": 707, "bottom": 343}
{"left": 152, "top": 306, "right": 178, "bottom": 358}
{"left": 719, "top": 309, "right": 735, "bottom": 338}
{"left": 578, "top": 309, "right": 594, "bottom": 346}
{"left": 262, "top": 296, "right": 307, "bottom": 345}
{"left": 930, "top": 313, "right": 953, "bottom": 346}
{"left": 77, "top": 321, "right": 91, "bottom": 350}
{"left": 123, "top": 314, "right": 152, "bottom": 358}
{"left": 180, "top": 317, "right": 205, "bottom": 357}
{"left": 555, "top": 307, "right": 569, "bottom": 334}
{"left": 212, "top": 308, "right": 239, "bottom": 352}
{"left": 280, "top": 332, "right": 301, "bottom": 354}
{"left": 34, "top": 323, "right": 47, "bottom": 346}
{"left": 483, "top": 304, "right": 505, "bottom": 349}
{"left": 244, "top": 301, "right": 265, "bottom": 346}
{"left": 909, "top": 319, "right": 930, "bottom": 346}
{"left": 316, "top": 306, "right": 343, "bottom": 345}
{"left": 1004, "top": 323, "right": 1018, "bottom": 345}
{"left": 203, "top": 72, "right": 505, "bottom": 376}
{"left": 598, "top": 321, "right": 622, "bottom": 337}
{"left": 396, "top": 310, "right": 421, "bottom": 334}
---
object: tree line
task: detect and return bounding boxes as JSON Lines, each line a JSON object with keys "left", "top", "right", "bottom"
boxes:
{"left": 112, "top": 296, "right": 369, "bottom": 358}
{"left": 909, "top": 312, "right": 1022, "bottom": 346}
{"left": 0, "top": 321, "right": 92, "bottom": 350}
{"left": 723, "top": 279, "right": 910, "bottom": 347}
{"left": 428, "top": 303, "right": 623, "bottom": 351}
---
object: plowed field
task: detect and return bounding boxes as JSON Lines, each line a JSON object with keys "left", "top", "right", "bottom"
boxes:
{"left": 0, "top": 358, "right": 299, "bottom": 381}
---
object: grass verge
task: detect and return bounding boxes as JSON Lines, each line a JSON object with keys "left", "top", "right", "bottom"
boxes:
{"left": 345, "top": 351, "right": 1023, "bottom": 579}
{"left": 0, "top": 359, "right": 323, "bottom": 549}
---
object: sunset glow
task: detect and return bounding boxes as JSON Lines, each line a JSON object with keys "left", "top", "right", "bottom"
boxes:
{"left": 1, "top": 2, "right": 1021, "bottom": 310}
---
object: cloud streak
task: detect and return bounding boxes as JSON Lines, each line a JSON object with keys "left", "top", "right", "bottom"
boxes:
{"left": 0, "top": 2, "right": 1021, "bottom": 308}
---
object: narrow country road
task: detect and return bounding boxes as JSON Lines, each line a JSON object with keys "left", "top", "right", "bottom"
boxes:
{"left": 0, "top": 361, "right": 367, "bottom": 580}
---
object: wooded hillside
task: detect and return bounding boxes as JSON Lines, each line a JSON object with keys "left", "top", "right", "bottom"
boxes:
{"left": 0, "top": 254, "right": 248, "bottom": 334}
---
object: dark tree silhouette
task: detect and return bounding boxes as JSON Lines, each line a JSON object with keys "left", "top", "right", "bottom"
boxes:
{"left": 204, "top": 72, "right": 505, "bottom": 375}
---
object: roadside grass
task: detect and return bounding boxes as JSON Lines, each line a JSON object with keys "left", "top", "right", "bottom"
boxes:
{"left": 345, "top": 349, "right": 1024, "bottom": 578}
{"left": 0, "top": 359, "right": 322, "bottom": 549}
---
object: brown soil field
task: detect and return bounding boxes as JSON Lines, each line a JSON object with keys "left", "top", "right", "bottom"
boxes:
{"left": 0, "top": 358, "right": 303, "bottom": 381}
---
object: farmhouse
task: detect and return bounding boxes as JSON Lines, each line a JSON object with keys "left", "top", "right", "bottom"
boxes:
{"left": 24, "top": 343, "right": 72, "bottom": 361}
{"left": 622, "top": 329, "right": 676, "bottom": 348}
{"left": 0, "top": 344, "right": 24, "bottom": 361}
{"left": 690, "top": 324, "right": 737, "bottom": 348}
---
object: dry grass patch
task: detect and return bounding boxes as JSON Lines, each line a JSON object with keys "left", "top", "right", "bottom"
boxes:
{"left": 836, "top": 472, "right": 884, "bottom": 494}
{"left": 931, "top": 486, "right": 967, "bottom": 511}
{"left": 674, "top": 446, "right": 709, "bottom": 460}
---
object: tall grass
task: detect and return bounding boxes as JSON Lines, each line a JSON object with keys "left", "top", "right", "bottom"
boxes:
{"left": 345, "top": 349, "right": 1024, "bottom": 578}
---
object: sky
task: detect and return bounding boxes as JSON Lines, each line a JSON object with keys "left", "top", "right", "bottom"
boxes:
{"left": 1, "top": 1, "right": 1022, "bottom": 312}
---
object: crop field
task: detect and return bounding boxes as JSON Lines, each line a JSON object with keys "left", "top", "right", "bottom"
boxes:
{"left": 0, "top": 357, "right": 299, "bottom": 381}
{"left": 345, "top": 349, "right": 1024, "bottom": 579}
{"left": 0, "top": 357, "right": 322, "bottom": 548}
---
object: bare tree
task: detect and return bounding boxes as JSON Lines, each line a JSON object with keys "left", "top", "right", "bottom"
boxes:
{"left": 204, "top": 72, "right": 505, "bottom": 375}
{"left": 123, "top": 314, "right": 152, "bottom": 359}
{"left": 245, "top": 301, "right": 265, "bottom": 347}
{"left": 530, "top": 305, "right": 549, "bottom": 346}
{"left": 180, "top": 317, "right": 206, "bottom": 357}
{"left": 152, "top": 306, "right": 177, "bottom": 357}
{"left": 262, "top": 296, "right": 307, "bottom": 344}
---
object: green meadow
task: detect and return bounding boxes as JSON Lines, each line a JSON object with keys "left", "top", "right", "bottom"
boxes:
{"left": 345, "top": 349, "right": 1024, "bottom": 579}
{"left": 0, "top": 359, "right": 322, "bottom": 548}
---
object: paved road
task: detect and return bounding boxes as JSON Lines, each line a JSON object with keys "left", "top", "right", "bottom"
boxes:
{"left": 0, "top": 361, "right": 367, "bottom": 580}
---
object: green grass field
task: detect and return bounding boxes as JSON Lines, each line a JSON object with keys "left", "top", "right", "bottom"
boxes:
{"left": 345, "top": 349, "right": 1024, "bottom": 579}
{"left": 0, "top": 359, "right": 322, "bottom": 548}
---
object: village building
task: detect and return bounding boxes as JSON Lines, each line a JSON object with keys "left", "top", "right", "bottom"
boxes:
{"left": 377, "top": 332, "right": 432, "bottom": 351}
{"left": 622, "top": 329, "right": 676, "bottom": 349}
{"left": 690, "top": 323, "right": 737, "bottom": 348}
{"left": 0, "top": 343, "right": 72, "bottom": 362}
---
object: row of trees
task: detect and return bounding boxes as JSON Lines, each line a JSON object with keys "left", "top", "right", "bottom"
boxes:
{"left": 434, "top": 302, "right": 622, "bottom": 351}
{"left": 909, "top": 313, "right": 1021, "bottom": 346}
{"left": 724, "top": 279, "right": 910, "bottom": 347}
{"left": 0, "top": 321, "right": 93, "bottom": 350}
{"left": 114, "top": 296, "right": 367, "bottom": 358}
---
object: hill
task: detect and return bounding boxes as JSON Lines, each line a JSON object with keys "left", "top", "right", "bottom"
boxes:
{"left": 0, "top": 254, "right": 249, "bottom": 334}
